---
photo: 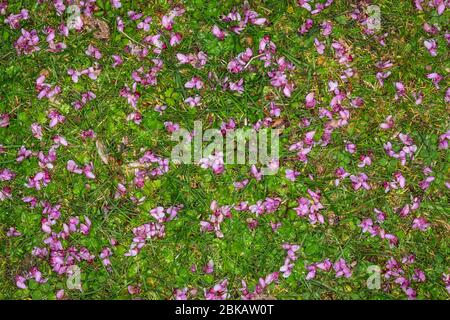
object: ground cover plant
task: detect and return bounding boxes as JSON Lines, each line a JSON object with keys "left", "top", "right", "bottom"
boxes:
{"left": 0, "top": 0, "right": 449, "bottom": 300}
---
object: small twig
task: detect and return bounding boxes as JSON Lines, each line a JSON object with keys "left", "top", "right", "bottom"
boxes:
{"left": 244, "top": 54, "right": 264, "bottom": 69}
{"left": 118, "top": 30, "right": 145, "bottom": 47}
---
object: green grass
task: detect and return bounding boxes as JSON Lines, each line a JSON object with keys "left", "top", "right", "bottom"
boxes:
{"left": 0, "top": 0, "right": 449, "bottom": 300}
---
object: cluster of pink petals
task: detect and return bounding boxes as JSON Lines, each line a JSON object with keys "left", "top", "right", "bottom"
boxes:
{"left": 227, "top": 48, "right": 253, "bottom": 73}
{"left": 418, "top": 168, "right": 435, "bottom": 191}
{"left": 240, "top": 272, "right": 279, "bottom": 299}
{"left": 16, "top": 146, "right": 33, "bottom": 162}
{"left": 294, "top": 189, "right": 325, "bottom": 224}
{"left": 397, "top": 196, "right": 421, "bottom": 218}
{"left": 380, "top": 115, "right": 395, "bottom": 130}
{"left": 132, "top": 59, "right": 164, "bottom": 87}
{"left": 56, "top": 289, "right": 65, "bottom": 300}
{"left": 42, "top": 150, "right": 60, "bottom": 169}
{"left": 36, "top": 74, "right": 61, "bottom": 100}
{"left": 443, "top": 273, "right": 450, "bottom": 294}
{"left": 173, "top": 287, "right": 198, "bottom": 300}
{"left": 394, "top": 81, "right": 409, "bottom": 100}
{"left": 79, "top": 129, "right": 95, "bottom": 141}
{"left": 280, "top": 243, "right": 300, "bottom": 277}
{"left": 59, "top": 215, "right": 92, "bottom": 237}
{"left": 331, "top": 40, "right": 353, "bottom": 65}
{"left": 22, "top": 195, "right": 38, "bottom": 208}
{"left": 132, "top": 150, "right": 170, "bottom": 188}
{"left": 111, "top": 54, "right": 123, "bottom": 67}
{"left": 161, "top": 6, "right": 185, "bottom": 31}
{"left": 0, "top": 1, "right": 7, "bottom": 15}
{"left": 40, "top": 201, "right": 62, "bottom": 234}
{"left": 233, "top": 197, "right": 282, "bottom": 231}
{"left": 227, "top": 78, "right": 244, "bottom": 93}
{"left": 383, "top": 256, "right": 426, "bottom": 300}
{"left": 136, "top": 15, "right": 152, "bottom": 31}
{"left": 212, "top": 25, "right": 227, "bottom": 40}
{"left": 14, "top": 29, "right": 39, "bottom": 55}
{"left": 184, "top": 95, "right": 201, "bottom": 108}
{"left": 233, "top": 179, "right": 249, "bottom": 190}
{"left": 426, "top": 72, "right": 443, "bottom": 89}
{"left": 289, "top": 131, "right": 315, "bottom": 163}
{"left": 150, "top": 205, "right": 184, "bottom": 223}
{"left": 0, "top": 185, "right": 10, "bottom": 201}
{"left": 44, "top": 26, "right": 66, "bottom": 52}
{"left": 72, "top": 91, "right": 96, "bottom": 110}
{"left": 177, "top": 52, "right": 208, "bottom": 69}
{"left": 114, "top": 183, "right": 127, "bottom": 199}
{"left": 383, "top": 172, "right": 406, "bottom": 193}
{"left": 413, "top": 0, "right": 448, "bottom": 15}
{"left": 67, "top": 160, "right": 95, "bottom": 179}
{"left": 125, "top": 205, "right": 182, "bottom": 257}
{"left": 48, "top": 245, "right": 95, "bottom": 275}
{"left": 202, "top": 259, "right": 214, "bottom": 274}
{"left": 384, "top": 133, "right": 418, "bottom": 166}
{"left": 204, "top": 279, "right": 229, "bottom": 300}
{"left": 0, "top": 186, "right": 12, "bottom": 201}
{"left": 247, "top": 197, "right": 282, "bottom": 216}
{"left": 48, "top": 110, "right": 65, "bottom": 128}
{"left": 0, "top": 167, "right": 15, "bottom": 201}
{"left": 199, "top": 152, "right": 225, "bottom": 175}
{"left": 120, "top": 83, "right": 140, "bottom": 108}
{"left": 220, "top": 119, "right": 236, "bottom": 135}
{"left": 7, "top": 227, "right": 21, "bottom": 237}
{"left": 2, "top": 0, "right": 449, "bottom": 300}
{"left": 15, "top": 267, "right": 47, "bottom": 289}
{"left": 264, "top": 41, "right": 295, "bottom": 97}
{"left": 296, "top": 0, "right": 334, "bottom": 15}
{"left": 285, "top": 169, "right": 300, "bottom": 182}
{"left": 359, "top": 214, "right": 398, "bottom": 247}
{"left": 299, "top": 18, "right": 314, "bottom": 34}
{"left": 214, "top": 5, "right": 295, "bottom": 99}
{"left": 124, "top": 222, "right": 166, "bottom": 257}
{"left": 0, "top": 168, "right": 15, "bottom": 181}
{"left": 185, "top": 76, "right": 204, "bottom": 90}
{"left": 375, "top": 60, "right": 393, "bottom": 86}
{"left": 67, "top": 64, "right": 101, "bottom": 83}
{"left": 306, "top": 258, "right": 352, "bottom": 280}
{"left": 4, "top": 9, "right": 29, "bottom": 29}
{"left": 85, "top": 44, "right": 102, "bottom": 60}
{"left": 25, "top": 170, "right": 51, "bottom": 190}
{"left": 80, "top": 129, "right": 97, "bottom": 141}
{"left": 0, "top": 113, "right": 10, "bottom": 127}
{"left": 412, "top": 217, "right": 430, "bottom": 231}
{"left": 438, "top": 130, "right": 450, "bottom": 149}
{"left": 99, "top": 247, "right": 113, "bottom": 267}
{"left": 334, "top": 167, "right": 350, "bottom": 186}
{"left": 13, "top": 200, "right": 95, "bottom": 280}
{"left": 424, "top": 39, "right": 438, "bottom": 56}
{"left": 128, "top": 285, "right": 141, "bottom": 296}
{"left": 200, "top": 200, "right": 232, "bottom": 238}
{"left": 141, "top": 35, "right": 166, "bottom": 55}
{"left": 219, "top": 4, "right": 266, "bottom": 35}
{"left": 30, "top": 122, "right": 42, "bottom": 139}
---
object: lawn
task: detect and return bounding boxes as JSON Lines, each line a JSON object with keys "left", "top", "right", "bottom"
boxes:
{"left": 0, "top": 0, "right": 449, "bottom": 300}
